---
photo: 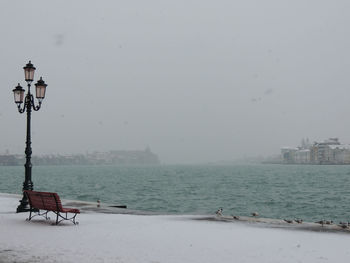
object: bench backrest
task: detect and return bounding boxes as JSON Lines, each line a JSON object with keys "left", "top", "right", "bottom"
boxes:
{"left": 24, "top": 190, "right": 64, "bottom": 212}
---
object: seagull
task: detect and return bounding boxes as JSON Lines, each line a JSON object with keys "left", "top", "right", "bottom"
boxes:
{"left": 232, "top": 215, "right": 240, "bottom": 220}
{"left": 339, "top": 222, "right": 350, "bottom": 228}
{"left": 251, "top": 212, "right": 259, "bottom": 217}
{"left": 295, "top": 219, "right": 303, "bottom": 224}
{"left": 215, "top": 208, "right": 223, "bottom": 217}
{"left": 338, "top": 223, "right": 348, "bottom": 229}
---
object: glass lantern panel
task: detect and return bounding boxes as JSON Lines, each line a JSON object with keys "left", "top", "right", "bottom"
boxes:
{"left": 14, "top": 90, "right": 24, "bottom": 103}
{"left": 25, "top": 69, "right": 35, "bottom": 81}
{"left": 36, "top": 86, "right": 46, "bottom": 99}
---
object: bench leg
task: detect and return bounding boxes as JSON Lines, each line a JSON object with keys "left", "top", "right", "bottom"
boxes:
{"left": 26, "top": 209, "right": 49, "bottom": 222}
{"left": 54, "top": 212, "right": 79, "bottom": 225}
{"left": 28, "top": 209, "right": 32, "bottom": 221}
{"left": 28, "top": 210, "right": 79, "bottom": 225}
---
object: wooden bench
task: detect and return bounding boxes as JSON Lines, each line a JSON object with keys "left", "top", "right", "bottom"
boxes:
{"left": 24, "top": 190, "right": 80, "bottom": 225}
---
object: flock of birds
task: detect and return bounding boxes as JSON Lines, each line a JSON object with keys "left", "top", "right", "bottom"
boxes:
{"left": 215, "top": 208, "right": 350, "bottom": 229}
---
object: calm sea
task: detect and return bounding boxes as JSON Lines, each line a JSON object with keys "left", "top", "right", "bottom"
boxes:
{"left": 1, "top": 164, "right": 350, "bottom": 222}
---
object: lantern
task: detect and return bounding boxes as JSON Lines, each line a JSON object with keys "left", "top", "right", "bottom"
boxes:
{"left": 13, "top": 84, "right": 25, "bottom": 104}
{"left": 35, "top": 77, "right": 47, "bottom": 101}
{"left": 23, "top": 61, "right": 36, "bottom": 82}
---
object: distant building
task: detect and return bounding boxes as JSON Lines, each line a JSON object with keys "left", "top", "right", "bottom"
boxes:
{"left": 0, "top": 154, "right": 20, "bottom": 166}
{"left": 0, "top": 148, "right": 160, "bottom": 166}
{"left": 281, "top": 138, "right": 350, "bottom": 165}
{"left": 281, "top": 147, "right": 298, "bottom": 164}
{"left": 86, "top": 148, "right": 160, "bottom": 165}
{"left": 295, "top": 149, "right": 311, "bottom": 164}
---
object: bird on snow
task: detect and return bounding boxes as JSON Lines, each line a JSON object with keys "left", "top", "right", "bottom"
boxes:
{"left": 338, "top": 223, "right": 348, "bottom": 229}
{"left": 215, "top": 208, "right": 223, "bottom": 217}
{"left": 251, "top": 212, "right": 259, "bottom": 217}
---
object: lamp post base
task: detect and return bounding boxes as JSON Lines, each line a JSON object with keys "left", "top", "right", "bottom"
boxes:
{"left": 16, "top": 197, "right": 31, "bottom": 213}
{"left": 17, "top": 206, "right": 31, "bottom": 213}
{"left": 17, "top": 178, "right": 33, "bottom": 213}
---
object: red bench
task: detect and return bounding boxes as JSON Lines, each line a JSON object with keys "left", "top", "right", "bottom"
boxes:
{"left": 24, "top": 190, "right": 80, "bottom": 225}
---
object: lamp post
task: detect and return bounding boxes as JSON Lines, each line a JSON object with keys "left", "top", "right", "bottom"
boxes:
{"left": 13, "top": 61, "right": 47, "bottom": 213}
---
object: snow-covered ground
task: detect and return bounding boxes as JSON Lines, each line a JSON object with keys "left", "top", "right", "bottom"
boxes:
{"left": 1, "top": 193, "right": 350, "bottom": 263}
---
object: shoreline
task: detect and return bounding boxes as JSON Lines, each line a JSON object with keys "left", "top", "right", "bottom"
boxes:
{"left": 2, "top": 192, "right": 349, "bottom": 234}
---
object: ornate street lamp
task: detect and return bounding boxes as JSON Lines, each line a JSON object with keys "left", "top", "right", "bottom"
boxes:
{"left": 13, "top": 61, "right": 47, "bottom": 213}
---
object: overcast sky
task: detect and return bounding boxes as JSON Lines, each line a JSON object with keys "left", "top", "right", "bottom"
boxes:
{"left": 1, "top": 0, "right": 350, "bottom": 164}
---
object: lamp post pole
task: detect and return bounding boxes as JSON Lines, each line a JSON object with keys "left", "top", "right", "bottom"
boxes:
{"left": 13, "top": 61, "right": 47, "bottom": 213}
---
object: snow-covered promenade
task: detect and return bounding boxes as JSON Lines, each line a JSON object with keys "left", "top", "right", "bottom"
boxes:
{"left": 1, "top": 193, "right": 350, "bottom": 263}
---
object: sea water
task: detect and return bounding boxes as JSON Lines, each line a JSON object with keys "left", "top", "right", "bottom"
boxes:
{"left": 1, "top": 164, "right": 350, "bottom": 222}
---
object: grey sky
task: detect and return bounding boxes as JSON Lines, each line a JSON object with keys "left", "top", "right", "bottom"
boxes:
{"left": 1, "top": 0, "right": 350, "bottom": 163}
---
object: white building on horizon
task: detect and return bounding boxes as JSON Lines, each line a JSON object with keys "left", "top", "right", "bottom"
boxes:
{"left": 281, "top": 138, "right": 350, "bottom": 164}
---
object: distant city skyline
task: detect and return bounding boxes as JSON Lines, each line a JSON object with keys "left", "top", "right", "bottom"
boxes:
{"left": 281, "top": 137, "right": 350, "bottom": 165}
{"left": 0, "top": 148, "right": 160, "bottom": 166}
